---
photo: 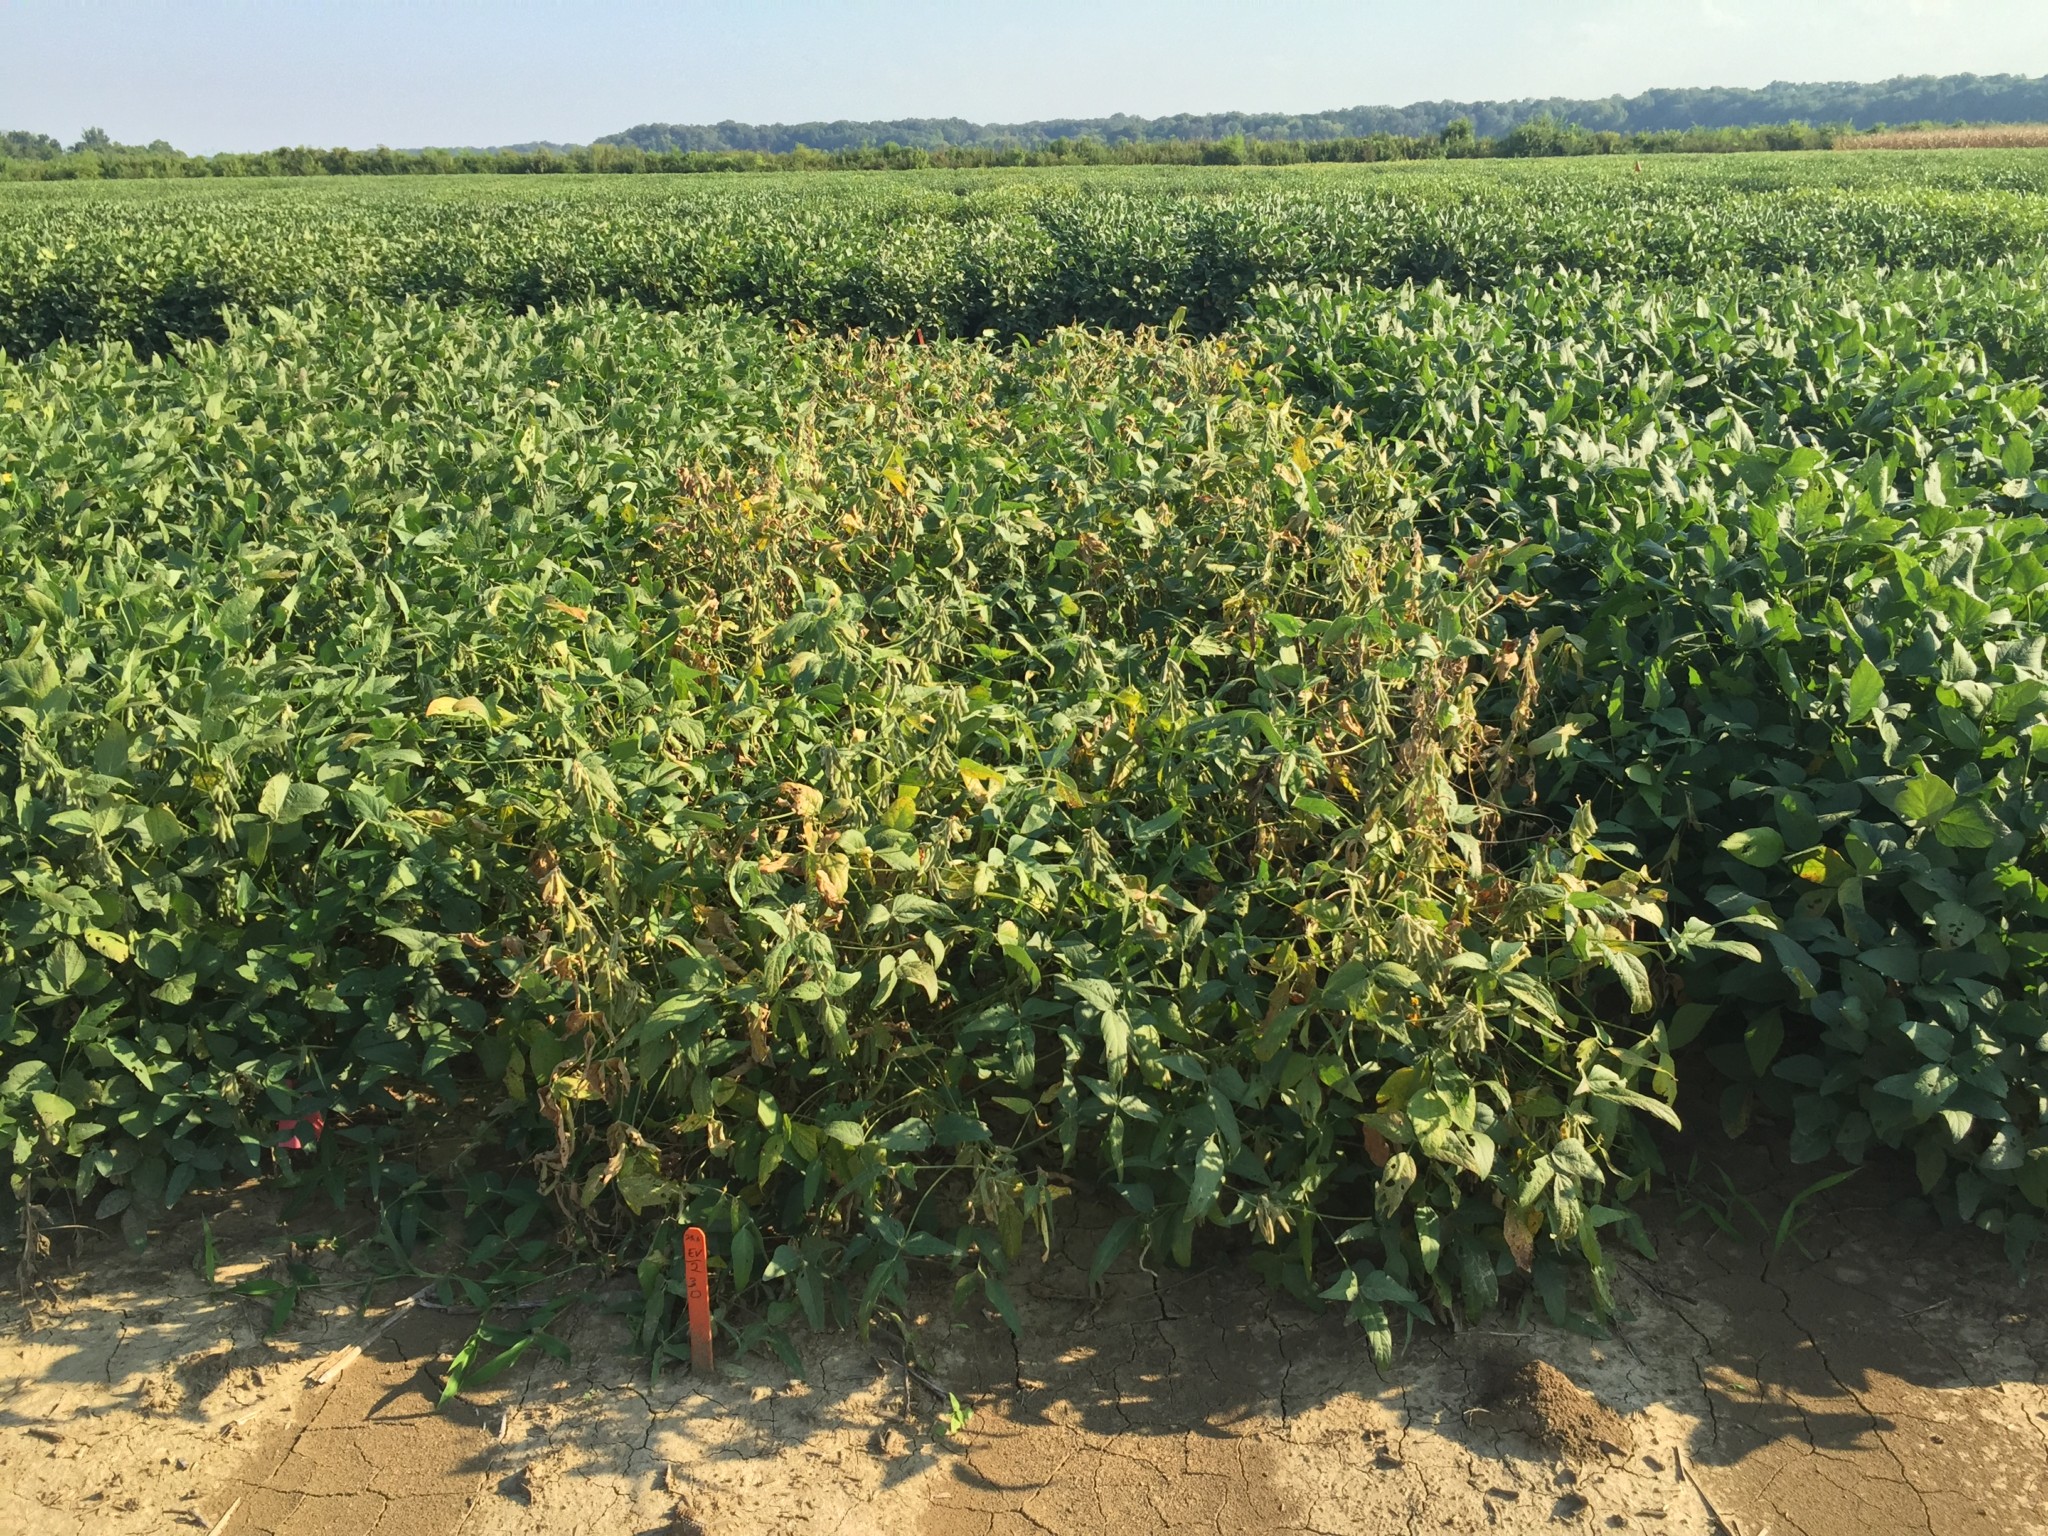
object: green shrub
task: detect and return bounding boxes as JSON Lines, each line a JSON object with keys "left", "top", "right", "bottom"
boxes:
{"left": 2, "top": 303, "right": 1679, "bottom": 1352}
{"left": 1260, "top": 269, "right": 2048, "bottom": 1259}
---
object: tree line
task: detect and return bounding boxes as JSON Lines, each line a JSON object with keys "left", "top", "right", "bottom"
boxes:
{"left": 0, "top": 119, "right": 1873, "bottom": 181}
{"left": 13, "top": 70, "right": 2048, "bottom": 181}
{"left": 602, "top": 72, "right": 2048, "bottom": 152}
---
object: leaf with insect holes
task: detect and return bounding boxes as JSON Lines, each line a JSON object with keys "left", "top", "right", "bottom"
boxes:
{"left": 1928, "top": 901, "right": 1985, "bottom": 950}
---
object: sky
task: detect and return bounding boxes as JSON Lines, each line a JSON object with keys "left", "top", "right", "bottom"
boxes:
{"left": 6, "top": 0, "right": 2048, "bottom": 154}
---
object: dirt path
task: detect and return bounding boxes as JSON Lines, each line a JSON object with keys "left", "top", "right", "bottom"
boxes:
{"left": 4, "top": 1147, "right": 2044, "bottom": 1536}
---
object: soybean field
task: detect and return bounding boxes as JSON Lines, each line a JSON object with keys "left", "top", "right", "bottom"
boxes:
{"left": 2, "top": 153, "right": 2045, "bottom": 1390}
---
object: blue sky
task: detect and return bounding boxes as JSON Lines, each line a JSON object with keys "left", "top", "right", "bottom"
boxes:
{"left": 7, "top": 0, "right": 2048, "bottom": 153}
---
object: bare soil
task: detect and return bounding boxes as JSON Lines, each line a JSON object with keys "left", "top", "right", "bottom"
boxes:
{"left": 1477, "top": 1359, "right": 1635, "bottom": 1464}
{"left": 5, "top": 1143, "right": 2045, "bottom": 1536}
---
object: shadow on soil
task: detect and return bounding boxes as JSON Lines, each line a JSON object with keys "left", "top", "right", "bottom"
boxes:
{"left": 4, "top": 1134, "right": 2045, "bottom": 1536}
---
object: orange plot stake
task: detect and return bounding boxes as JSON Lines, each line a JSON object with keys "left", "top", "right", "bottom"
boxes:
{"left": 683, "top": 1225, "right": 714, "bottom": 1373}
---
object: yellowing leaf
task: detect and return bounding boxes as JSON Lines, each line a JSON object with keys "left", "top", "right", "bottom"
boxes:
{"left": 1377, "top": 1065, "right": 1421, "bottom": 1111}
{"left": 614, "top": 1149, "right": 679, "bottom": 1215}
{"left": 958, "top": 760, "right": 1006, "bottom": 800}
{"left": 812, "top": 851, "right": 851, "bottom": 905}
{"left": 425, "top": 695, "right": 488, "bottom": 719}
{"left": 83, "top": 928, "right": 131, "bottom": 964}
{"left": 1791, "top": 848, "right": 1850, "bottom": 886}
{"left": 780, "top": 780, "right": 824, "bottom": 819}
{"left": 882, "top": 783, "right": 920, "bottom": 831}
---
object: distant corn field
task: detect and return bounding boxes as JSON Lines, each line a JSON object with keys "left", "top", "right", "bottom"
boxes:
{"left": 1848, "top": 124, "right": 2048, "bottom": 150}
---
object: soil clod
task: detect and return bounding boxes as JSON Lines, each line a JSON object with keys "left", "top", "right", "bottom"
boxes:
{"left": 1479, "top": 1358, "right": 1635, "bottom": 1463}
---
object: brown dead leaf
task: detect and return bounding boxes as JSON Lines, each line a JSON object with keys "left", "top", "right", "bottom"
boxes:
{"left": 694, "top": 905, "right": 739, "bottom": 944}
{"left": 530, "top": 847, "right": 568, "bottom": 909}
{"left": 1503, "top": 1206, "right": 1542, "bottom": 1272}
{"left": 781, "top": 780, "right": 825, "bottom": 819}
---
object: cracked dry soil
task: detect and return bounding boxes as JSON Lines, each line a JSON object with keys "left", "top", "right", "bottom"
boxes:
{"left": 4, "top": 1145, "right": 2046, "bottom": 1536}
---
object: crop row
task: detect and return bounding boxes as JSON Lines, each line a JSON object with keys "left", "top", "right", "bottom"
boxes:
{"left": 1, "top": 300, "right": 1696, "bottom": 1344}
{"left": 1259, "top": 265, "right": 2048, "bottom": 1253}
{"left": 5, "top": 156, "right": 2048, "bottom": 354}
{"left": 2, "top": 160, "right": 2045, "bottom": 1351}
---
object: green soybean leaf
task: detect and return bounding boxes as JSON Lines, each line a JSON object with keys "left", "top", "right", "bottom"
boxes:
{"left": 1845, "top": 657, "right": 1884, "bottom": 723}
{"left": 1745, "top": 1011, "right": 1785, "bottom": 1077}
{"left": 1721, "top": 828, "right": 1785, "bottom": 867}
{"left": 1186, "top": 1134, "right": 1225, "bottom": 1220}
{"left": 1935, "top": 801, "right": 1998, "bottom": 850}
{"left": 1889, "top": 775, "right": 1958, "bottom": 826}
{"left": 258, "top": 773, "right": 329, "bottom": 824}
